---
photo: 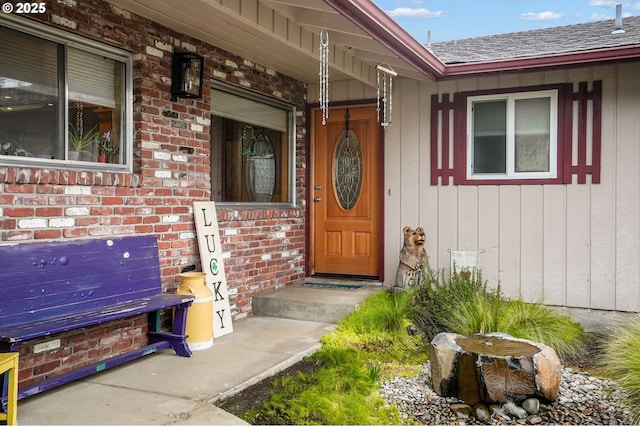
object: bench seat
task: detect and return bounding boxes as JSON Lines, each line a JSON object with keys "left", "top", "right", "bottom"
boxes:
{"left": 0, "top": 293, "right": 193, "bottom": 345}
{"left": 0, "top": 235, "right": 195, "bottom": 407}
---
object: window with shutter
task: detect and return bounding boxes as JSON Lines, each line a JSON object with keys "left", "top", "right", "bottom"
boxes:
{"left": 430, "top": 82, "right": 601, "bottom": 185}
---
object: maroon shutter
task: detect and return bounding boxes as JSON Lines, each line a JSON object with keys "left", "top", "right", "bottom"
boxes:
{"left": 430, "top": 93, "right": 456, "bottom": 185}
{"left": 563, "top": 81, "right": 602, "bottom": 184}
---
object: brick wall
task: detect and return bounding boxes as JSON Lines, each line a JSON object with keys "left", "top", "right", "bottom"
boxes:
{"left": 0, "top": 0, "right": 307, "bottom": 389}
{"left": 18, "top": 316, "right": 148, "bottom": 390}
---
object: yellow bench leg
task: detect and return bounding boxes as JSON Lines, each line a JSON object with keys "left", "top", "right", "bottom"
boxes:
{"left": 0, "top": 353, "right": 18, "bottom": 426}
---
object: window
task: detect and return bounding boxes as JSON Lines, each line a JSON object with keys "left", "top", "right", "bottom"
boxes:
{"left": 0, "top": 17, "right": 131, "bottom": 168}
{"left": 210, "top": 84, "right": 295, "bottom": 204}
{"left": 467, "top": 90, "right": 557, "bottom": 180}
{"left": 430, "top": 82, "right": 602, "bottom": 186}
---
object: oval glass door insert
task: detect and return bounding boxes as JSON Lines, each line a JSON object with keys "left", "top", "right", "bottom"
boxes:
{"left": 333, "top": 129, "right": 362, "bottom": 210}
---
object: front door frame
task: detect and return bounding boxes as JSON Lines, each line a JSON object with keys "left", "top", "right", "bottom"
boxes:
{"left": 306, "top": 100, "right": 385, "bottom": 281}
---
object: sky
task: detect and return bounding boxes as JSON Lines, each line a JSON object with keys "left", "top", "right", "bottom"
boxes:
{"left": 372, "top": 0, "right": 640, "bottom": 43}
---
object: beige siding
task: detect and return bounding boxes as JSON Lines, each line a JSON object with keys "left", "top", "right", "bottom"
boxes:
{"left": 590, "top": 66, "right": 617, "bottom": 310}
{"left": 383, "top": 62, "right": 640, "bottom": 312}
{"left": 542, "top": 185, "right": 568, "bottom": 306}
{"left": 614, "top": 63, "right": 640, "bottom": 311}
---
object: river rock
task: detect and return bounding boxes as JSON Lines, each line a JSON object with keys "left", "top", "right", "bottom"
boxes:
{"left": 522, "top": 397, "right": 540, "bottom": 414}
{"left": 473, "top": 403, "right": 491, "bottom": 423}
{"left": 429, "top": 332, "right": 562, "bottom": 404}
{"left": 504, "top": 402, "right": 528, "bottom": 419}
{"left": 450, "top": 403, "right": 472, "bottom": 419}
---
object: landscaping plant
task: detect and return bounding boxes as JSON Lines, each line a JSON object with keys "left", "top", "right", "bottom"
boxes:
{"left": 326, "top": 289, "right": 427, "bottom": 370}
{"left": 600, "top": 315, "right": 640, "bottom": 423}
{"left": 242, "top": 290, "right": 427, "bottom": 425}
{"left": 408, "top": 266, "right": 496, "bottom": 341}
{"left": 409, "top": 264, "right": 585, "bottom": 358}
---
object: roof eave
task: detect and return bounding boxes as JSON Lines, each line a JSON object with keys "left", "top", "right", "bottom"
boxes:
{"left": 440, "top": 45, "right": 640, "bottom": 78}
{"left": 323, "top": 0, "right": 445, "bottom": 80}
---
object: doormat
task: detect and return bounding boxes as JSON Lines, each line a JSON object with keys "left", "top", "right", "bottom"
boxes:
{"left": 298, "top": 282, "right": 365, "bottom": 291}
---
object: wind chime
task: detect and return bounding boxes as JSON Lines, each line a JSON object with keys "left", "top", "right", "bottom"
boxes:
{"left": 376, "top": 64, "right": 397, "bottom": 127}
{"left": 75, "top": 102, "right": 84, "bottom": 136}
{"left": 319, "top": 28, "right": 330, "bottom": 125}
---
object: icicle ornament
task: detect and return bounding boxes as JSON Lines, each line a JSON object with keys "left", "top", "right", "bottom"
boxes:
{"left": 376, "top": 64, "right": 397, "bottom": 127}
{"left": 319, "top": 28, "right": 330, "bottom": 125}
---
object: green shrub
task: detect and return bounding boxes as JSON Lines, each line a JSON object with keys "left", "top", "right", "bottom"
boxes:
{"left": 600, "top": 315, "right": 640, "bottom": 423}
{"left": 408, "top": 265, "right": 498, "bottom": 341}
{"left": 338, "top": 289, "right": 412, "bottom": 334}
{"left": 495, "top": 299, "right": 584, "bottom": 358}
{"left": 331, "top": 290, "right": 428, "bottom": 365}
{"left": 409, "top": 264, "right": 585, "bottom": 358}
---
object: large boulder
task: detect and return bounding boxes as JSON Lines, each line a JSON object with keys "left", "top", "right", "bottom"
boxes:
{"left": 429, "top": 332, "right": 562, "bottom": 405}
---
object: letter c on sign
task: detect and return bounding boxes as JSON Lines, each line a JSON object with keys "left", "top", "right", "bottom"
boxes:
{"left": 210, "top": 258, "right": 219, "bottom": 275}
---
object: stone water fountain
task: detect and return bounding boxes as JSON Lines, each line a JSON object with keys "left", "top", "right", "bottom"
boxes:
{"left": 429, "top": 332, "right": 562, "bottom": 405}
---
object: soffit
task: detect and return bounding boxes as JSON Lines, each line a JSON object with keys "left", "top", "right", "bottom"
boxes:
{"left": 107, "top": 0, "right": 430, "bottom": 86}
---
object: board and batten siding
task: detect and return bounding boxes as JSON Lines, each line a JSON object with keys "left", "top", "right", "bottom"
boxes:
{"left": 383, "top": 63, "right": 640, "bottom": 312}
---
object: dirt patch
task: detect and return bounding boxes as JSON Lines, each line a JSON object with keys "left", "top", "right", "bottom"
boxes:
{"left": 561, "top": 331, "right": 605, "bottom": 371}
{"left": 217, "top": 357, "right": 317, "bottom": 416}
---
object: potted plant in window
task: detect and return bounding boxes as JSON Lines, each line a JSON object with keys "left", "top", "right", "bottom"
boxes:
{"left": 68, "top": 122, "right": 99, "bottom": 161}
{"left": 98, "top": 130, "right": 119, "bottom": 163}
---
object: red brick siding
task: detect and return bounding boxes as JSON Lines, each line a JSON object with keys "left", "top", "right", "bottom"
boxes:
{"left": 17, "top": 316, "right": 147, "bottom": 392}
{"left": 0, "top": 0, "right": 308, "bottom": 387}
{"left": 218, "top": 208, "right": 306, "bottom": 317}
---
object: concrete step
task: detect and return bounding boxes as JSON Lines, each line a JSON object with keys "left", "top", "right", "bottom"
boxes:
{"left": 252, "top": 281, "right": 382, "bottom": 323}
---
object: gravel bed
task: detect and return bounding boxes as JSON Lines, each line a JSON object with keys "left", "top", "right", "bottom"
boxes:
{"left": 381, "top": 363, "right": 632, "bottom": 424}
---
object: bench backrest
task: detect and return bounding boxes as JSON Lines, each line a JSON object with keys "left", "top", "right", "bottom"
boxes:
{"left": 0, "top": 235, "right": 164, "bottom": 327}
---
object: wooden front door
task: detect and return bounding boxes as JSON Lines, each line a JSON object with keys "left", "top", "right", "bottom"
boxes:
{"left": 311, "top": 105, "right": 382, "bottom": 277}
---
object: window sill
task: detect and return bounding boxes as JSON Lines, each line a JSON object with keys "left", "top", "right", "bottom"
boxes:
{"left": 0, "top": 164, "right": 137, "bottom": 187}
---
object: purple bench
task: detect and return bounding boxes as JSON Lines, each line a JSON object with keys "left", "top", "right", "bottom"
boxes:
{"left": 0, "top": 235, "right": 194, "bottom": 407}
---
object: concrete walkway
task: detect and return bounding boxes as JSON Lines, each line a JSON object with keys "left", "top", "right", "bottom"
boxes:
{"left": 17, "top": 316, "right": 336, "bottom": 425}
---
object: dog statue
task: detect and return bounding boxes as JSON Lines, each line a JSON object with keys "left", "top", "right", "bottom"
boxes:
{"left": 394, "top": 226, "right": 428, "bottom": 289}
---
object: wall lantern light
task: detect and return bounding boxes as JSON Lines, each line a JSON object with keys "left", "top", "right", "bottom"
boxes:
{"left": 170, "top": 52, "right": 204, "bottom": 101}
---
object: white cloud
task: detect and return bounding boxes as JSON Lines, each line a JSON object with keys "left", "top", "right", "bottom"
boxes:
{"left": 632, "top": 2, "right": 640, "bottom": 9}
{"left": 518, "top": 11, "right": 564, "bottom": 21}
{"left": 588, "top": 0, "right": 618, "bottom": 7}
{"left": 385, "top": 7, "right": 444, "bottom": 18}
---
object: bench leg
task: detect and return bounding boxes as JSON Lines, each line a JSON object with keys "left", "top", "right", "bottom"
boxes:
{"left": 170, "top": 305, "right": 193, "bottom": 357}
{"left": 147, "top": 308, "right": 192, "bottom": 358}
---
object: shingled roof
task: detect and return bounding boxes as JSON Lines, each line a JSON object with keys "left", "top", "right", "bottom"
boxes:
{"left": 429, "top": 15, "right": 640, "bottom": 65}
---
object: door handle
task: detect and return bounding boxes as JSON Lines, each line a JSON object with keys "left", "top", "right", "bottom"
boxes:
{"left": 313, "top": 197, "right": 322, "bottom": 202}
